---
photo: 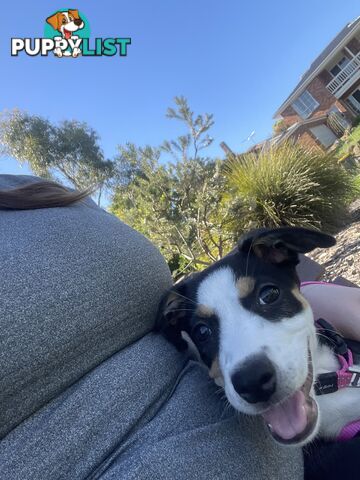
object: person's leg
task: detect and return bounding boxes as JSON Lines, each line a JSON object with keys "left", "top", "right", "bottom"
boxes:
{"left": 0, "top": 335, "right": 303, "bottom": 480}
{"left": 0, "top": 175, "right": 172, "bottom": 439}
{"left": 304, "top": 436, "right": 360, "bottom": 480}
{"left": 301, "top": 283, "right": 360, "bottom": 339}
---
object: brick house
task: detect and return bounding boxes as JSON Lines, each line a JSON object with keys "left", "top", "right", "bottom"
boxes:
{"left": 272, "top": 17, "right": 360, "bottom": 151}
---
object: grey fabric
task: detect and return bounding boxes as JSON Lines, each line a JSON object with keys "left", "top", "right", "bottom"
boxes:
{"left": 0, "top": 175, "right": 172, "bottom": 438}
{"left": 0, "top": 335, "right": 302, "bottom": 480}
{"left": 0, "top": 175, "right": 303, "bottom": 479}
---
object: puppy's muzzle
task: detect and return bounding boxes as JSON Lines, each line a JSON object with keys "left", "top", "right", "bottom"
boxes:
{"left": 231, "top": 354, "right": 276, "bottom": 404}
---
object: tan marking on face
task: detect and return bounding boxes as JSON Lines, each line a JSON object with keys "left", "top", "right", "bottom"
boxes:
{"left": 196, "top": 304, "right": 214, "bottom": 318}
{"left": 237, "top": 276, "right": 256, "bottom": 298}
{"left": 69, "top": 9, "right": 81, "bottom": 20}
{"left": 292, "top": 287, "right": 311, "bottom": 310}
{"left": 59, "top": 13, "right": 68, "bottom": 26}
{"left": 209, "top": 356, "right": 223, "bottom": 381}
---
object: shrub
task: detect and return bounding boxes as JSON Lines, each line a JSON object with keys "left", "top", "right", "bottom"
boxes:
{"left": 224, "top": 142, "right": 356, "bottom": 234}
{"left": 336, "top": 124, "right": 360, "bottom": 159}
{"left": 272, "top": 119, "right": 287, "bottom": 135}
{"left": 353, "top": 171, "right": 360, "bottom": 198}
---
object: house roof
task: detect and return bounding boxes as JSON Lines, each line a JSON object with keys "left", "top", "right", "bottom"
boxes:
{"left": 274, "top": 17, "right": 360, "bottom": 118}
{"left": 247, "top": 115, "right": 329, "bottom": 153}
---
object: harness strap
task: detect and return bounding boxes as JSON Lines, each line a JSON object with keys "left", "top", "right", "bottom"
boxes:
{"left": 337, "top": 419, "right": 360, "bottom": 441}
{"left": 314, "top": 318, "right": 360, "bottom": 441}
{"left": 314, "top": 319, "right": 359, "bottom": 395}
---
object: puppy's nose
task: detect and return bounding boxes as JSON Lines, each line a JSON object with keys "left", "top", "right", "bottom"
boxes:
{"left": 231, "top": 354, "right": 276, "bottom": 404}
{"left": 74, "top": 18, "right": 83, "bottom": 26}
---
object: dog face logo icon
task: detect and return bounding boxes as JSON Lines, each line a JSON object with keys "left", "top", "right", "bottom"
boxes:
{"left": 46, "top": 9, "right": 85, "bottom": 40}
{"left": 46, "top": 9, "right": 85, "bottom": 57}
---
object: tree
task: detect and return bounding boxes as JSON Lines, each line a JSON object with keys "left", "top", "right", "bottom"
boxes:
{"left": 0, "top": 110, "right": 114, "bottom": 203}
{"left": 110, "top": 97, "right": 236, "bottom": 277}
{"left": 162, "top": 95, "right": 214, "bottom": 160}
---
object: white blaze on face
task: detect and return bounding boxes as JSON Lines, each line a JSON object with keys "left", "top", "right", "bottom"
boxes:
{"left": 196, "top": 267, "right": 315, "bottom": 414}
{"left": 60, "top": 12, "right": 84, "bottom": 37}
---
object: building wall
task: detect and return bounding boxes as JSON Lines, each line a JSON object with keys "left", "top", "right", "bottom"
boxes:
{"left": 280, "top": 104, "right": 300, "bottom": 127}
{"left": 288, "top": 115, "right": 340, "bottom": 151}
{"left": 307, "top": 76, "right": 337, "bottom": 116}
{"left": 280, "top": 75, "right": 354, "bottom": 127}
{"left": 347, "top": 37, "right": 360, "bottom": 55}
{"left": 295, "top": 130, "right": 323, "bottom": 151}
{"left": 340, "top": 76, "right": 360, "bottom": 100}
{"left": 318, "top": 69, "right": 333, "bottom": 85}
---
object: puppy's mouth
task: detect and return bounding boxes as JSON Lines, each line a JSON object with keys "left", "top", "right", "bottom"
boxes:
{"left": 63, "top": 28, "right": 72, "bottom": 40}
{"left": 262, "top": 350, "right": 318, "bottom": 445}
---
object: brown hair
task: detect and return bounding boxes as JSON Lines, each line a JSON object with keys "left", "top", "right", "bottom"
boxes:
{"left": 0, "top": 180, "right": 91, "bottom": 210}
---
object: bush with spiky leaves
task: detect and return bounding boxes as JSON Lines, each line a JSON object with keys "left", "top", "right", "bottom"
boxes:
{"left": 225, "top": 142, "right": 356, "bottom": 235}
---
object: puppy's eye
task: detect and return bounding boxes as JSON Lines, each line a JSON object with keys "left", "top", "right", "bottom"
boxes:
{"left": 62, "top": 18, "right": 67, "bottom": 24}
{"left": 258, "top": 286, "right": 280, "bottom": 305}
{"left": 192, "top": 324, "right": 212, "bottom": 343}
{"left": 69, "top": 16, "right": 74, "bottom": 21}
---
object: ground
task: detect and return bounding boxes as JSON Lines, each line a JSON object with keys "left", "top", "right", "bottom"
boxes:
{"left": 307, "top": 199, "right": 360, "bottom": 285}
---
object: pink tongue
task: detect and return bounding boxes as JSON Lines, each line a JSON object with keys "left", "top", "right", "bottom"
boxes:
{"left": 64, "top": 30, "right": 71, "bottom": 39}
{"left": 262, "top": 390, "right": 307, "bottom": 440}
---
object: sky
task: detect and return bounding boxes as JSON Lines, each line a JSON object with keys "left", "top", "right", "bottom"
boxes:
{"left": 1, "top": 1, "right": 359, "bottom": 176}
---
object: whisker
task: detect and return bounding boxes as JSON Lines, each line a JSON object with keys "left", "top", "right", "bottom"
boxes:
{"left": 171, "top": 290, "right": 198, "bottom": 305}
{"left": 316, "top": 332, "right": 337, "bottom": 348}
{"left": 167, "top": 308, "right": 196, "bottom": 313}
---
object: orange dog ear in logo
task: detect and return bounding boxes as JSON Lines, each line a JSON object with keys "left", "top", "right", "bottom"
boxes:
{"left": 68, "top": 9, "right": 81, "bottom": 20}
{"left": 46, "top": 12, "right": 63, "bottom": 31}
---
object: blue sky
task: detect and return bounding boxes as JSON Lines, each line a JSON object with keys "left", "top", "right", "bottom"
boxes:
{"left": 1, "top": 1, "right": 359, "bottom": 176}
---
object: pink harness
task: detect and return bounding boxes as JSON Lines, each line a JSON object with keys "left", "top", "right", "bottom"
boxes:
{"left": 315, "top": 320, "right": 360, "bottom": 441}
{"left": 301, "top": 282, "right": 360, "bottom": 441}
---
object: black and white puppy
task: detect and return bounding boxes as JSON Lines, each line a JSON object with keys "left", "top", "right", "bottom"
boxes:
{"left": 156, "top": 227, "right": 359, "bottom": 445}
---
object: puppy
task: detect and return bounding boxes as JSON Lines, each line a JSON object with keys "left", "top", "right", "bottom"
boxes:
{"left": 156, "top": 227, "right": 360, "bottom": 445}
{"left": 46, "top": 9, "right": 84, "bottom": 57}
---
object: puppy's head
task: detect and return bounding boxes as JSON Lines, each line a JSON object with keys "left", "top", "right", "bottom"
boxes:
{"left": 156, "top": 227, "right": 335, "bottom": 445}
{"left": 46, "top": 10, "right": 84, "bottom": 39}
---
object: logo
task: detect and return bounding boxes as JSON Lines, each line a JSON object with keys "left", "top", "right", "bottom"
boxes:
{"left": 11, "top": 9, "right": 131, "bottom": 58}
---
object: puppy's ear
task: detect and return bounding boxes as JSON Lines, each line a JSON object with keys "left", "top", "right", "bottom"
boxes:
{"left": 238, "top": 227, "right": 335, "bottom": 265}
{"left": 69, "top": 9, "right": 80, "bottom": 19}
{"left": 46, "top": 12, "right": 61, "bottom": 31}
{"left": 155, "top": 285, "right": 189, "bottom": 352}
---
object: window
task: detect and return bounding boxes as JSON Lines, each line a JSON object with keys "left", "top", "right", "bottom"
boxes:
{"left": 347, "top": 88, "right": 360, "bottom": 114}
{"left": 292, "top": 90, "right": 319, "bottom": 119}
{"left": 352, "top": 88, "right": 360, "bottom": 103}
{"left": 329, "top": 56, "right": 350, "bottom": 77}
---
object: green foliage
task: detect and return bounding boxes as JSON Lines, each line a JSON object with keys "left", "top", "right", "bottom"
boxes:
{"left": 272, "top": 119, "right": 287, "bottom": 135}
{"left": 0, "top": 110, "right": 114, "bottom": 201}
{"left": 3, "top": 100, "right": 357, "bottom": 277}
{"left": 336, "top": 124, "right": 360, "bottom": 159}
{"left": 225, "top": 142, "right": 356, "bottom": 234}
{"left": 110, "top": 98, "right": 235, "bottom": 277}
{"left": 351, "top": 170, "right": 360, "bottom": 200}
{"left": 353, "top": 115, "right": 360, "bottom": 128}
{"left": 163, "top": 95, "right": 214, "bottom": 160}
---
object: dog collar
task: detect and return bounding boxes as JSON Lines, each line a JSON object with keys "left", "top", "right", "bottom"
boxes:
{"left": 315, "top": 318, "right": 360, "bottom": 441}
